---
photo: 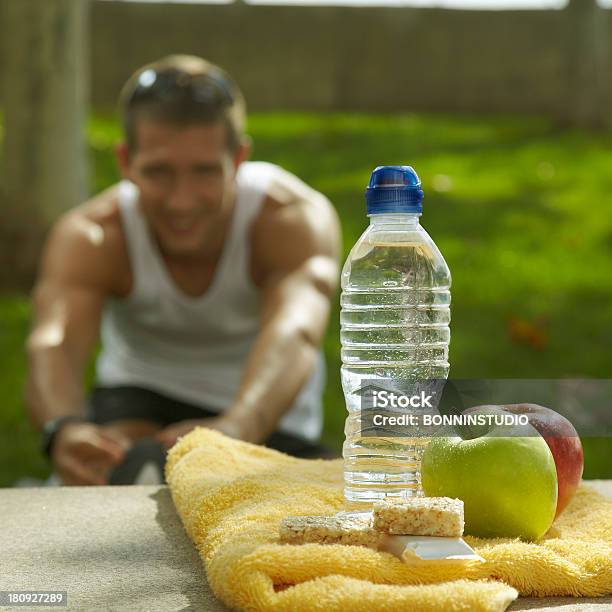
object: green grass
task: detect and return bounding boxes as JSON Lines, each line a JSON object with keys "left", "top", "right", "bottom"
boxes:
{"left": 1, "top": 112, "right": 611, "bottom": 486}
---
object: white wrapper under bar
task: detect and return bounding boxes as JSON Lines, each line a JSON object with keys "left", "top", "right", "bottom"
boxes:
{"left": 379, "top": 534, "right": 485, "bottom": 562}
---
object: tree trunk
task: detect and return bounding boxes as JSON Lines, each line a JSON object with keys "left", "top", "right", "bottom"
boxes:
{"left": 0, "top": 0, "right": 90, "bottom": 290}
{"left": 563, "top": 0, "right": 610, "bottom": 129}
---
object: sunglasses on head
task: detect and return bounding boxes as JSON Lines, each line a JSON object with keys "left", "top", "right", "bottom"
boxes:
{"left": 128, "top": 67, "right": 235, "bottom": 106}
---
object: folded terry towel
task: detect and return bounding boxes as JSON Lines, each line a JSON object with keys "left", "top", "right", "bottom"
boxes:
{"left": 166, "top": 428, "right": 612, "bottom": 612}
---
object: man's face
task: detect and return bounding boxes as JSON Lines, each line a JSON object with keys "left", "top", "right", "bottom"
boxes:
{"left": 119, "top": 120, "right": 245, "bottom": 258}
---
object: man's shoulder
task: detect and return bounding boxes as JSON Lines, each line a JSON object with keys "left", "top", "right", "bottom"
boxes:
{"left": 53, "top": 184, "right": 124, "bottom": 251}
{"left": 248, "top": 163, "right": 341, "bottom": 281}
{"left": 250, "top": 162, "right": 337, "bottom": 241}
{"left": 240, "top": 162, "right": 315, "bottom": 203}
{"left": 41, "top": 184, "right": 130, "bottom": 294}
{"left": 77, "top": 184, "right": 123, "bottom": 234}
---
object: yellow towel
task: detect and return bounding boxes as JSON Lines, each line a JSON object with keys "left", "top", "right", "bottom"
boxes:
{"left": 166, "top": 428, "right": 612, "bottom": 612}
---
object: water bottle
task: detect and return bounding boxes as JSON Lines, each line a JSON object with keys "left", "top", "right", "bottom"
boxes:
{"left": 341, "top": 166, "right": 451, "bottom": 506}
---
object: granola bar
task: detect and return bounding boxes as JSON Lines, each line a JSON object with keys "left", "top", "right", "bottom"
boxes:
{"left": 279, "top": 512, "right": 381, "bottom": 548}
{"left": 373, "top": 497, "right": 464, "bottom": 537}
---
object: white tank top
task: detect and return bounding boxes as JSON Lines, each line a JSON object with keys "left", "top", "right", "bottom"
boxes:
{"left": 96, "top": 161, "right": 324, "bottom": 441}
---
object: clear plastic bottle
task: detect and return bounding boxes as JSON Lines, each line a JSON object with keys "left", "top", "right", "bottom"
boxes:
{"left": 341, "top": 166, "right": 451, "bottom": 506}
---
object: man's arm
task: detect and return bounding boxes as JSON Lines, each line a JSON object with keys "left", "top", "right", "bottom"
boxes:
{"left": 27, "top": 225, "right": 101, "bottom": 427}
{"left": 221, "top": 171, "right": 341, "bottom": 443}
{"left": 26, "top": 208, "right": 129, "bottom": 483}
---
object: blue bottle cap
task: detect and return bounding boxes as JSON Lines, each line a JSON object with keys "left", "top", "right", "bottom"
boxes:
{"left": 365, "top": 165, "right": 424, "bottom": 214}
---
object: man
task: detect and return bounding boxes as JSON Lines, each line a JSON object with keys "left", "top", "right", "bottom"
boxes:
{"left": 25, "top": 55, "right": 341, "bottom": 486}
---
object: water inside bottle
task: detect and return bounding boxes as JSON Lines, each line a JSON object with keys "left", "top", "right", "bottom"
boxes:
{"left": 342, "top": 239, "right": 451, "bottom": 507}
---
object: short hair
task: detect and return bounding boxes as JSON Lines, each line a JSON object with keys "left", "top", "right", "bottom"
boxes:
{"left": 118, "top": 55, "right": 246, "bottom": 153}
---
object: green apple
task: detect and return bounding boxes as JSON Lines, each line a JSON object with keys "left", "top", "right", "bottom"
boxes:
{"left": 421, "top": 406, "right": 558, "bottom": 541}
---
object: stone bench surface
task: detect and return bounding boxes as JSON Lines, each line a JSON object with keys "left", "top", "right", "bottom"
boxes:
{"left": 1, "top": 481, "right": 610, "bottom": 611}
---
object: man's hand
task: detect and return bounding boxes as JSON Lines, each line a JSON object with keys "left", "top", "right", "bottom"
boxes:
{"left": 155, "top": 416, "right": 243, "bottom": 449}
{"left": 51, "top": 422, "right": 130, "bottom": 485}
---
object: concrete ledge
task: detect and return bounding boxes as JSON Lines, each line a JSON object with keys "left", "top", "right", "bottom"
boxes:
{"left": 0, "top": 481, "right": 609, "bottom": 611}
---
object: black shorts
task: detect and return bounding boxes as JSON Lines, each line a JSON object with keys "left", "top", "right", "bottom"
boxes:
{"left": 87, "top": 385, "right": 338, "bottom": 459}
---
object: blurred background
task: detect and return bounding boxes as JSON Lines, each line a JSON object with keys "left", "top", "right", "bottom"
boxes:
{"left": 0, "top": 0, "right": 610, "bottom": 486}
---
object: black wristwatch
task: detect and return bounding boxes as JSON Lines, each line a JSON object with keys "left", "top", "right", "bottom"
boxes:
{"left": 41, "top": 415, "right": 86, "bottom": 458}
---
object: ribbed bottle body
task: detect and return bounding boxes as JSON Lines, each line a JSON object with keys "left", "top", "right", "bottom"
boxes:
{"left": 341, "top": 215, "right": 451, "bottom": 505}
